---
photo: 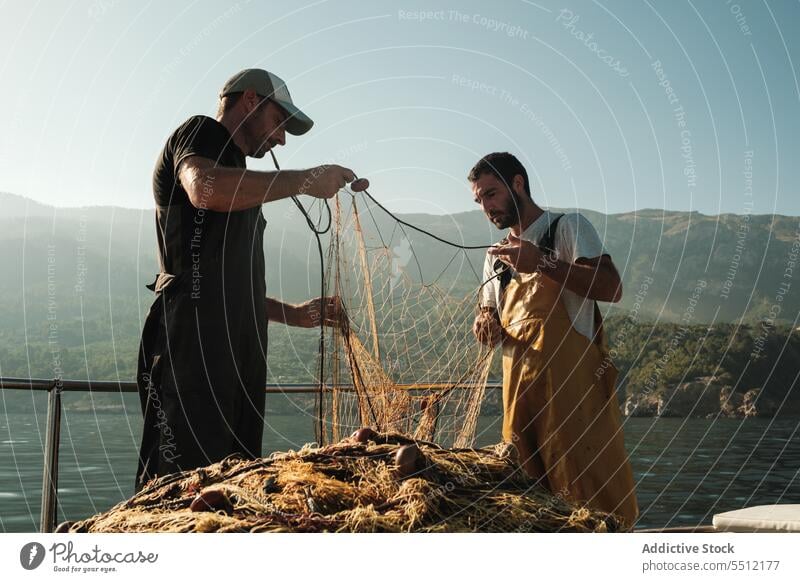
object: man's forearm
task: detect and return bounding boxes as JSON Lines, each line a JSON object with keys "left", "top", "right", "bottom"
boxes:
{"left": 539, "top": 259, "right": 621, "bottom": 302}
{"left": 265, "top": 297, "right": 298, "bottom": 325}
{"left": 189, "top": 166, "right": 307, "bottom": 212}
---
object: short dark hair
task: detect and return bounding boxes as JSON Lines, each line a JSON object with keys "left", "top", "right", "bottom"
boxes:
{"left": 467, "top": 152, "right": 531, "bottom": 197}
{"left": 216, "top": 91, "right": 271, "bottom": 117}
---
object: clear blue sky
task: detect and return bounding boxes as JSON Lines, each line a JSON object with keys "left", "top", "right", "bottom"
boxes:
{"left": 1, "top": 0, "right": 798, "bottom": 216}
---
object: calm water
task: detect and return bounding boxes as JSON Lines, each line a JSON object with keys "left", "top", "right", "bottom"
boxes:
{"left": 2, "top": 405, "right": 799, "bottom": 532}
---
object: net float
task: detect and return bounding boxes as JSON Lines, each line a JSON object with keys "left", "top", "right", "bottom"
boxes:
{"left": 350, "top": 427, "right": 378, "bottom": 443}
{"left": 395, "top": 444, "right": 425, "bottom": 478}
{"left": 54, "top": 520, "right": 74, "bottom": 533}
{"left": 189, "top": 488, "right": 233, "bottom": 514}
{"left": 350, "top": 178, "right": 369, "bottom": 192}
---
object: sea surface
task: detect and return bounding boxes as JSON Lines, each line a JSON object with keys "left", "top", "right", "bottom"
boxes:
{"left": 1, "top": 403, "right": 799, "bottom": 532}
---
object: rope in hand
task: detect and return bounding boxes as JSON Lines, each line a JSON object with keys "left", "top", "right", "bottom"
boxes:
{"left": 349, "top": 180, "right": 493, "bottom": 250}
{"left": 265, "top": 157, "right": 503, "bottom": 443}
{"left": 269, "top": 151, "right": 329, "bottom": 443}
{"left": 345, "top": 176, "right": 505, "bottom": 295}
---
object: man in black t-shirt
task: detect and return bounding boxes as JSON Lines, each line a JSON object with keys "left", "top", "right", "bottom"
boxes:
{"left": 135, "top": 69, "right": 368, "bottom": 492}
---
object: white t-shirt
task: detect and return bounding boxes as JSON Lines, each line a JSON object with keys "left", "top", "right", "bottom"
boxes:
{"left": 480, "top": 210, "right": 608, "bottom": 340}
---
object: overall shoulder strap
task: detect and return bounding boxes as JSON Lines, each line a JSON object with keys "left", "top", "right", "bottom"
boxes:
{"left": 499, "top": 213, "right": 565, "bottom": 292}
{"left": 497, "top": 258, "right": 513, "bottom": 291}
{"left": 538, "top": 213, "right": 565, "bottom": 253}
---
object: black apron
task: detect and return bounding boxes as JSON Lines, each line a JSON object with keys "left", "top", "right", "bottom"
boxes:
{"left": 135, "top": 201, "right": 268, "bottom": 492}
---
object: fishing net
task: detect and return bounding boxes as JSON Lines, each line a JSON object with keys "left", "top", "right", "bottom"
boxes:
{"left": 63, "top": 433, "right": 621, "bottom": 533}
{"left": 64, "top": 192, "right": 629, "bottom": 532}
{"left": 317, "top": 194, "right": 494, "bottom": 447}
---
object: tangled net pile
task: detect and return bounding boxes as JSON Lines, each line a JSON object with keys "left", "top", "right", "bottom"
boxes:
{"left": 65, "top": 433, "right": 621, "bottom": 533}
{"left": 65, "top": 193, "right": 626, "bottom": 532}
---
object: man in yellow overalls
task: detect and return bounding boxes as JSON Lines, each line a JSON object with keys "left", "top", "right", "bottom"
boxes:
{"left": 469, "top": 152, "right": 639, "bottom": 529}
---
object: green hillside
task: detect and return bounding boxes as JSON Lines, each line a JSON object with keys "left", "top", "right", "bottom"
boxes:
{"left": 1, "top": 192, "right": 798, "bottom": 417}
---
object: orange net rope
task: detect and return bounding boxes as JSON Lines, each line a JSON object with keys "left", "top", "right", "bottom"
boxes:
{"left": 319, "top": 194, "right": 495, "bottom": 447}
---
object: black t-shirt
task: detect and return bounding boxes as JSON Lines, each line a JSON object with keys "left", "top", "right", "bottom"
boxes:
{"left": 153, "top": 114, "right": 245, "bottom": 207}
{"left": 149, "top": 115, "right": 267, "bottom": 336}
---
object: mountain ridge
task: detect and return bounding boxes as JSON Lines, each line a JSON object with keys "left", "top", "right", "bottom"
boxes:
{"left": 5, "top": 191, "right": 798, "bottom": 219}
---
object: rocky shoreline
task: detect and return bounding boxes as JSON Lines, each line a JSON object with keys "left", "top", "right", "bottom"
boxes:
{"left": 622, "top": 376, "right": 781, "bottom": 419}
{"left": 43, "top": 377, "right": 794, "bottom": 419}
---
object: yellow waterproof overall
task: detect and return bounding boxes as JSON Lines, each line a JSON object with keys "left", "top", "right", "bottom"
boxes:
{"left": 500, "top": 270, "right": 639, "bottom": 529}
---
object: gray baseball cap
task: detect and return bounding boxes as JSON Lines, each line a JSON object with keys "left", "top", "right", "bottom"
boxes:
{"left": 219, "top": 68, "right": 314, "bottom": 135}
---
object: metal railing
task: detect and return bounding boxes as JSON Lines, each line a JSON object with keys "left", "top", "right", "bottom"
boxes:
{"left": 0, "top": 376, "right": 500, "bottom": 532}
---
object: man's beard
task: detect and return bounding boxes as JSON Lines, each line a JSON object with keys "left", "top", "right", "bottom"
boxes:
{"left": 252, "top": 142, "right": 269, "bottom": 158}
{"left": 244, "top": 118, "right": 272, "bottom": 158}
{"left": 251, "top": 131, "right": 271, "bottom": 158}
{"left": 489, "top": 191, "right": 524, "bottom": 229}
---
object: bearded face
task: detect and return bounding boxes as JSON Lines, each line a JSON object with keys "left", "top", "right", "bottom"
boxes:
{"left": 242, "top": 100, "right": 287, "bottom": 158}
{"left": 488, "top": 190, "right": 523, "bottom": 229}
{"left": 471, "top": 173, "right": 525, "bottom": 230}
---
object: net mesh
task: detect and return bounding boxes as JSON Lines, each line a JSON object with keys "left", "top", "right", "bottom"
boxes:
{"left": 61, "top": 193, "right": 631, "bottom": 533}
{"left": 319, "top": 194, "right": 494, "bottom": 447}
{"left": 65, "top": 437, "right": 621, "bottom": 533}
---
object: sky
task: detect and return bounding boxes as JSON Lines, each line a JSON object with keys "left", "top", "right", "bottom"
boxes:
{"left": 0, "top": 0, "right": 798, "bottom": 216}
